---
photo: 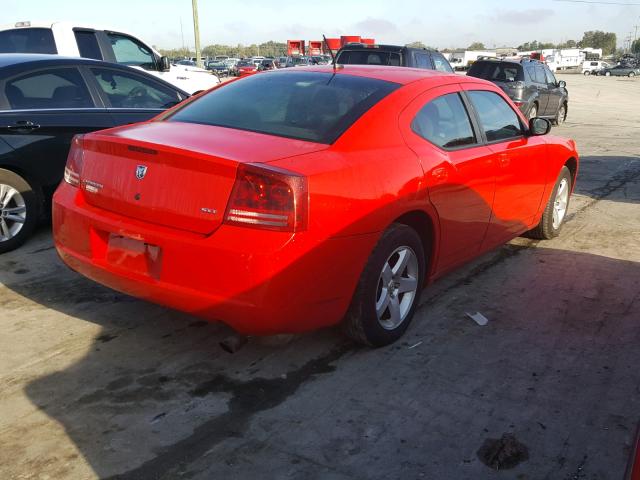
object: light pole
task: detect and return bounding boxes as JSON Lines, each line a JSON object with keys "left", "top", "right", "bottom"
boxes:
{"left": 192, "top": 0, "right": 203, "bottom": 68}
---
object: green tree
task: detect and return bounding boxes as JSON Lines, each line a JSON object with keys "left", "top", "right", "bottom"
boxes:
{"left": 406, "top": 41, "right": 427, "bottom": 49}
{"left": 468, "top": 42, "right": 485, "bottom": 50}
{"left": 578, "top": 30, "right": 617, "bottom": 55}
{"left": 632, "top": 39, "right": 640, "bottom": 54}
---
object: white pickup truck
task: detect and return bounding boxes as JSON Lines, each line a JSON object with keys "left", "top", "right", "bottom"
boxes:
{"left": 0, "top": 21, "right": 220, "bottom": 94}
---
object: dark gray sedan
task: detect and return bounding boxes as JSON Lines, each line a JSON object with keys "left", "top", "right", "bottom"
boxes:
{"left": 600, "top": 65, "right": 639, "bottom": 77}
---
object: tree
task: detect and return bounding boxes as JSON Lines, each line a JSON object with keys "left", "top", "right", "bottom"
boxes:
{"left": 468, "top": 42, "right": 485, "bottom": 50}
{"left": 406, "top": 41, "right": 427, "bottom": 49}
{"left": 632, "top": 39, "right": 640, "bottom": 54}
{"left": 578, "top": 30, "right": 617, "bottom": 55}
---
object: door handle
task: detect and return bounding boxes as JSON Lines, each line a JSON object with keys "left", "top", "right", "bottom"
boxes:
{"left": 6, "top": 120, "right": 40, "bottom": 132}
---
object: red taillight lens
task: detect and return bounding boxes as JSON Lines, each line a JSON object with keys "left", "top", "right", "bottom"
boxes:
{"left": 224, "top": 163, "right": 308, "bottom": 232}
{"left": 63, "top": 135, "right": 85, "bottom": 187}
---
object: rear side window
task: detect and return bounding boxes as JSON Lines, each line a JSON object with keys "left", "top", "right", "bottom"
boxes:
{"left": 411, "top": 93, "right": 476, "bottom": 149}
{"left": 74, "top": 31, "right": 102, "bottom": 60}
{"left": 533, "top": 65, "right": 547, "bottom": 84}
{"left": 3, "top": 68, "right": 93, "bottom": 110}
{"left": 432, "top": 54, "right": 454, "bottom": 73}
{"left": 337, "top": 50, "right": 401, "bottom": 67}
{"left": 90, "top": 68, "right": 180, "bottom": 109}
{"left": 468, "top": 62, "right": 524, "bottom": 82}
{"left": 0, "top": 28, "right": 57, "bottom": 54}
{"left": 168, "top": 71, "right": 400, "bottom": 144}
{"left": 468, "top": 91, "right": 523, "bottom": 142}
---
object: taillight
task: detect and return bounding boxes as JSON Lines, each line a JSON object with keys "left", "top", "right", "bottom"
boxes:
{"left": 224, "top": 163, "right": 308, "bottom": 232}
{"left": 63, "top": 135, "right": 85, "bottom": 187}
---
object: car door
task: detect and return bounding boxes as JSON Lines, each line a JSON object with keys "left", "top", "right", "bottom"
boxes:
{"left": 543, "top": 66, "right": 564, "bottom": 117}
{"left": 85, "top": 66, "right": 185, "bottom": 126}
{"left": 532, "top": 64, "right": 551, "bottom": 116}
{"left": 463, "top": 87, "right": 548, "bottom": 248}
{"left": 0, "top": 65, "right": 112, "bottom": 189}
{"left": 400, "top": 85, "right": 497, "bottom": 272}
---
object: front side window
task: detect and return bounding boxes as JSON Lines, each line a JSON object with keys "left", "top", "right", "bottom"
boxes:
{"left": 107, "top": 33, "right": 155, "bottom": 69}
{"left": 533, "top": 65, "right": 547, "bottom": 84}
{"left": 411, "top": 93, "right": 476, "bottom": 149}
{"left": 432, "top": 54, "right": 454, "bottom": 73}
{"left": 167, "top": 71, "right": 400, "bottom": 144}
{"left": 0, "top": 28, "right": 57, "bottom": 54}
{"left": 414, "top": 53, "right": 432, "bottom": 69}
{"left": 544, "top": 67, "right": 557, "bottom": 85}
{"left": 3, "top": 68, "right": 93, "bottom": 110}
{"left": 90, "top": 68, "right": 180, "bottom": 109}
{"left": 468, "top": 90, "right": 523, "bottom": 142}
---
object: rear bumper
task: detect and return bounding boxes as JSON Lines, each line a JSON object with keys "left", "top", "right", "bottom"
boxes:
{"left": 53, "top": 183, "right": 377, "bottom": 335}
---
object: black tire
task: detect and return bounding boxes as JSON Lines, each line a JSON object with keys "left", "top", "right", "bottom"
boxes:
{"left": 583, "top": 71, "right": 590, "bottom": 76}
{"left": 554, "top": 103, "right": 567, "bottom": 126}
{"left": 0, "top": 168, "right": 38, "bottom": 254}
{"left": 528, "top": 104, "right": 538, "bottom": 120}
{"left": 528, "top": 166, "right": 572, "bottom": 240}
{"left": 342, "top": 223, "right": 425, "bottom": 347}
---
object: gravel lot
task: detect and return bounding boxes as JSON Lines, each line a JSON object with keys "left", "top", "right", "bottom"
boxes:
{"left": 1, "top": 73, "right": 639, "bottom": 480}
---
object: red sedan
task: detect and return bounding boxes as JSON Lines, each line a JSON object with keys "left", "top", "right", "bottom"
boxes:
{"left": 53, "top": 66, "right": 578, "bottom": 346}
{"left": 236, "top": 60, "right": 258, "bottom": 77}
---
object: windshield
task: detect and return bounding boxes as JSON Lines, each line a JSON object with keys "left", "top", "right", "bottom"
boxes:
{"left": 0, "top": 28, "right": 57, "bottom": 54}
{"left": 467, "top": 62, "right": 524, "bottom": 82}
{"left": 167, "top": 71, "right": 400, "bottom": 144}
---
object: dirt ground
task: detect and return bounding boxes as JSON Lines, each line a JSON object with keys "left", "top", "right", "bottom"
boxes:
{"left": 1, "top": 73, "right": 639, "bottom": 480}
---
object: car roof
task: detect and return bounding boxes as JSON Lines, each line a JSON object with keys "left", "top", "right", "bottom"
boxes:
{"left": 290, "top": 64, "right": 465, "bottom": 86}
{"left": 0, "top": 53, "right": 111, "bottom": 69}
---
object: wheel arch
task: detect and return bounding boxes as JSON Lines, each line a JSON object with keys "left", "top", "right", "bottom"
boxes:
{"left": 564, "top": 157, "right": 578, "bottom": 190}
{"left": 390, "top": 209, "right": 437, "bottom": 282}
{"left": 0, "top": 164, "right": 45, "bottom": 216}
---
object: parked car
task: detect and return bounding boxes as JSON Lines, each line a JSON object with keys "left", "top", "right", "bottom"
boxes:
{"left": 0, "top": 54, "right": 189, "bottom": 253}
{"left": 599, "top": 64, "right": 640, "bottom": 77}
{"left": 257, "top": 59, "right": 277, "bottom": 71}
{"left": 236, "top": 60, "right": 258, "bottom": 77}
{"left": 582, "top": 60, "right": 610, "bottom": 75}
{"left": 282, "top": 56, "right": 312, "bottom": 68}
{"left": 175, "top": 59, "right": 196, "bottom": 67}
{"left": 0, "top": 21, "right": 220, "bottom": 94}
{"left": 207, "top": 60, "right": 230, "bottom": 76}
{"left": 467, "top": 58, "right": 569, "bottom": 123}
{"left": 335, "top": 43, "right": 454, "bottom": 73}
{"left": 53, "top": 65, "right": 578, "bottom": 346}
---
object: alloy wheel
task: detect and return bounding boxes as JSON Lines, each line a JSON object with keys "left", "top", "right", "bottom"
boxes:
{"left": 375, "top": 246, "right": 419, "bottom": 330}
{"left": 552, "top": 178, "right": 569, "bottom": 229}
{"left": 0, "top": 183, "right": 27, "bottom": 242}
{"left": 529, "top": 106, "right": 537, "bottom": 120}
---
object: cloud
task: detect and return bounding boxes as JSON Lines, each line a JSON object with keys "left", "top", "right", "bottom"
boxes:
{"left": 493, "top": 9, "right": 555, "bottom": 25}
{"left": 351, "top": 17, "right": 399, "bottom": 36}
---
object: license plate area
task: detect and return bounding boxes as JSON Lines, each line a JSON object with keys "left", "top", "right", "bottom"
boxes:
{"left": 105, "top": 234, "right": 162, "bottom": 279}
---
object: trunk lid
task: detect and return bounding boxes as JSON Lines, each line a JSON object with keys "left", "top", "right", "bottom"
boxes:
{"left": 79, "top": 121, "right": 327, "bottom": 234}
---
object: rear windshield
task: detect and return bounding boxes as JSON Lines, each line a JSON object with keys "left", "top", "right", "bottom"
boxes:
{"left": 0, "top": 28, "right": 57, "bottom": 54}
{"left": 467, "top": 62, "right": 524, "bottom": 82}
{"left": 337, "top": 50, "right": 401, "bottom": 67}
{"left": 167, "top": 71, "right": 400, "bottom": 144}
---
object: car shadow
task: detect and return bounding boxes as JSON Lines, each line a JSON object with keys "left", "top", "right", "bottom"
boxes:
{"left": 0, "top": 158, "right": 639, "bottom": 479}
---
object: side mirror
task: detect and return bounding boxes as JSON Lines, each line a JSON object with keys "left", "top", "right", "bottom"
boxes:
{"left": 160, "top": 56, "right": 171, "bottom": 72}
{"left": 529, "top": 117, "right": 551, "bottom": 136}
{"left": 557, "top": 80, "right": 566, "bottom": 88}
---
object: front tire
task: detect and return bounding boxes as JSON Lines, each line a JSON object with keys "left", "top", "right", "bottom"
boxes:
{"left": 528, "top": 166, "right": 572, "bottom": 240}
{"left": 0, "top": 169, "right": 38, "bottom": 254}
{"left": 554, "top": 103, "right": 567, "bottom": 125}
{"left": 605, "top": 71, "right": 611, "bottom": 77}
{"left": 528, "top": 104, "right": 538, "bottom": 120}
{"left": 343, "top": 223, "right": 425, "bottom": 347}
{"left": 629, "top": 72, "right": 635, "bottom": 78}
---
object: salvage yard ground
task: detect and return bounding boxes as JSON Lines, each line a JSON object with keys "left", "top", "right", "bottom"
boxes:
{"left": 1, "top": 73, "right": 639, "bottom": 479}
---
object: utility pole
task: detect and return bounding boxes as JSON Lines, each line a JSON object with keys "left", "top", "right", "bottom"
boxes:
{"left": 192, "top": 0, "right": 203, "bottom": 68}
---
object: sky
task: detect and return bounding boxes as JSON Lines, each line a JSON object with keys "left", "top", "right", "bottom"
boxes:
{"left": 3, "top": 0, "right": 640, "bottom": 49}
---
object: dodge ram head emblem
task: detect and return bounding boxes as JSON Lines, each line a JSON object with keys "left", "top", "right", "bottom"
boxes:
{"left": 135, "top": 165, "right": 148, "bottom": 180}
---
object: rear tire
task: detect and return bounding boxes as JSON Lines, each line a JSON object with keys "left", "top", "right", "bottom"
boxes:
{"left": 583, "top": 71, "right": 590, "bottom": 76}
{"left": 0, "top": 169, "right": 38, "bottom": 254}
{"left": 629, "top": 72, "right": 635, "bottom": 78}
{"left": 343, "top": 223, "right": 425, "bottom": 347}
{"left": 528, "top": 166, "right": 572, "bottom": 240}
{"left": 605, "top": 71, "right": 611, "bottom": 77}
